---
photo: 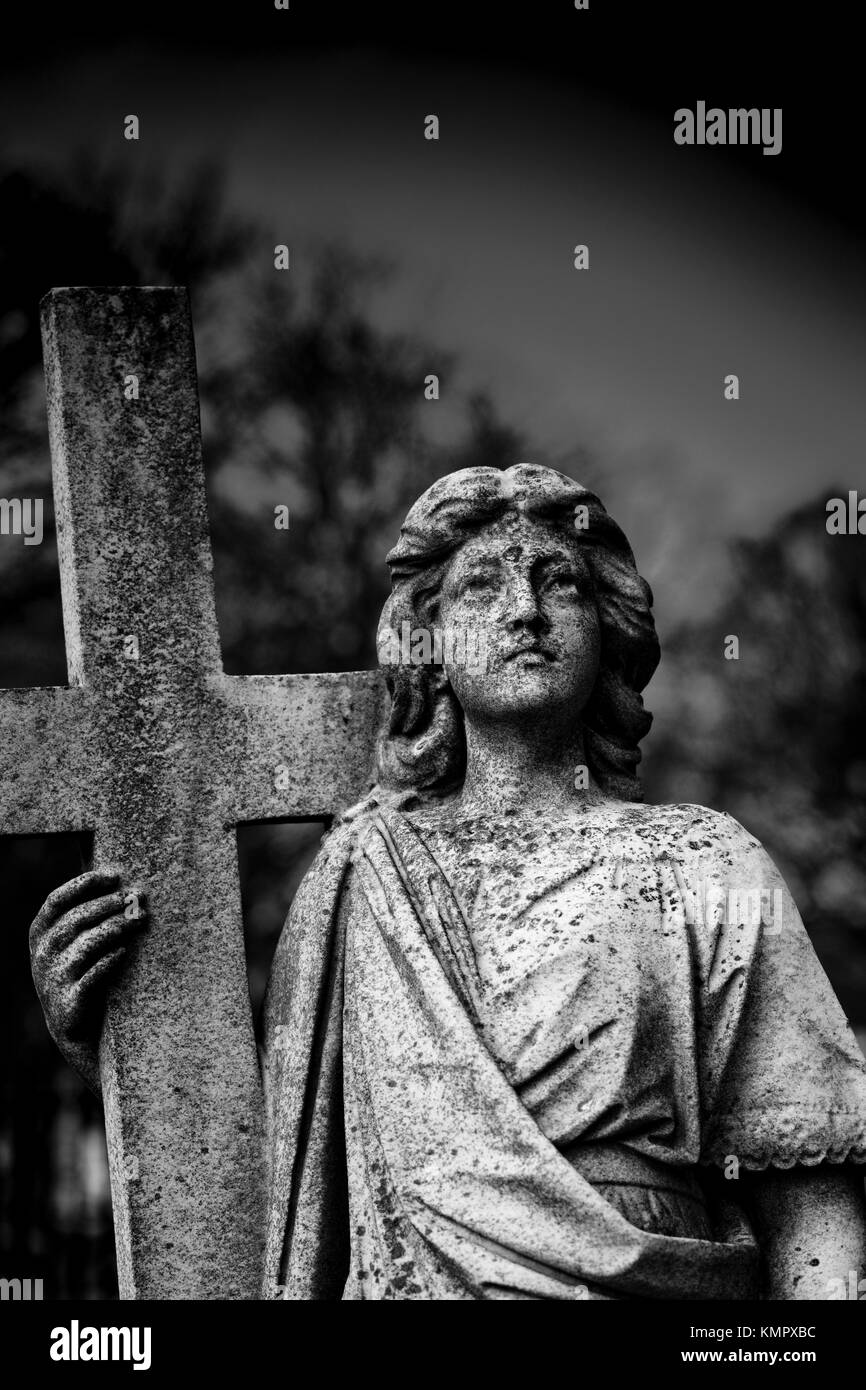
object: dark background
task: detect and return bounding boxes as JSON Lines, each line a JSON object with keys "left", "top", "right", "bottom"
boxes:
{"left": 1, "top": 2, "right": 864, "bottom": 1298}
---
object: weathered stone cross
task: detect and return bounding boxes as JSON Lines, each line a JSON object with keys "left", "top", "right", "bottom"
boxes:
{"left": 0, "top": 288, "right": 385, "bottom": 1299}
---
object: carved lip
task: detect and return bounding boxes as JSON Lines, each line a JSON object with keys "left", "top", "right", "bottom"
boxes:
{"left": 503, "top": 643, "right": 554, "bottom": 663}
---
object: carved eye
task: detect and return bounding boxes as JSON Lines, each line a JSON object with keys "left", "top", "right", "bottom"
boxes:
{"left": 543, "top": 569, "right": 581, "bottom": 593}
{"left": 461, "top": 571, "right": 496, "bottom": 594}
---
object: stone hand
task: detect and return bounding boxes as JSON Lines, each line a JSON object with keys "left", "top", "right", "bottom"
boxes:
{"left": 29, "top": 870, "right": 147, "bottom": 1097}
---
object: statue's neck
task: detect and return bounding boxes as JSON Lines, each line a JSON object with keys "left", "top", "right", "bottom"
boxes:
{"left": 458, "top": 718, "right": 600, "bottom": 818}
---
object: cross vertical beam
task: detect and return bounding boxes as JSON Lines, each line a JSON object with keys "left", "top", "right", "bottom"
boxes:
{"left": 9, "top": 286, "right": 386, "bottom": 1298}
{"left": 42, "top": 287, "right": 267, "bottom": 1298}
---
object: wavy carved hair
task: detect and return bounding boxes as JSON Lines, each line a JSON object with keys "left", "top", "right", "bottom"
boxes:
{"left": 374, "top": 464, "right": 661, "bottom": 803}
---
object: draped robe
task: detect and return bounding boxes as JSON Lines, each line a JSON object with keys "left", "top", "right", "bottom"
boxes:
{"left": 260, "top": 799, "right": 866, "bottom": 1300}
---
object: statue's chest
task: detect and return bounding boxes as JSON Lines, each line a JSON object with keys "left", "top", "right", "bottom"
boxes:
{"left": 472, "top": 854, "right": 632, "bottom": 988}
{"left": 410, "top": 817, "right": 691, "bottom": 1084}
{"left": 424, "top": 823, "right": 669, "bottom": 1001}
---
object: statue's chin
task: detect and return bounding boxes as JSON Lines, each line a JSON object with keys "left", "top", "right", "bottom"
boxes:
{"left": 454, "top": 654, "right": 593, "bottom": 728}
{"left": 465, "top": 681, "right": 576, "bottom": 726}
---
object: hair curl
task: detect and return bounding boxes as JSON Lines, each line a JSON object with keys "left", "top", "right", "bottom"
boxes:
{"left": 374, "top": 463, "right": 660, "bottom": 803}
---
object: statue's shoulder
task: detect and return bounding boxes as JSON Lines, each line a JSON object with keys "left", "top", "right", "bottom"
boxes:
{"left": 303, "top": 797, "right": 377, "bottom": 872}
{"left": 276, "top": 795, "right": 391, "bottom": 946}
{"left": 616, "top": 799, "right": 766, "bottom": 864}
{"left": 313, "top": 787, "right": 435, "bottom": 865}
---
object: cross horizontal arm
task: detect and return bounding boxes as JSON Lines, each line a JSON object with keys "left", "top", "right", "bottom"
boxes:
{"left": 221, "top": 670, "right": 387, "bottom": 824}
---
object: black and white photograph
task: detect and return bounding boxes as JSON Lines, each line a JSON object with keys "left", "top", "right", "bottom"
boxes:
{"left": 1, "top": 0, "right": 864, "bottom": 1365}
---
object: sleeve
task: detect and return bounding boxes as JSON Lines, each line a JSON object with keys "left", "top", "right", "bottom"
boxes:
{"left": 683, "top": 809, "right": 866, "bottom": 1171}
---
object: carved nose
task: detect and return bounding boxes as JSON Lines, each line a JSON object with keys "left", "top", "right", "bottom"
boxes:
{"left": 505, "top": 576, "right": 540, "bottom": 628}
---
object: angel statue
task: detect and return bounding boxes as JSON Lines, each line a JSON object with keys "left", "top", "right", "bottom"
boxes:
{"left": 30, "top": 464, "right": 866, "bottom": 1300}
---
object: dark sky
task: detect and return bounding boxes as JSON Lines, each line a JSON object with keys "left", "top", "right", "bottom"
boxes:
{"left": 2, "top": 1, "right": 861, "bottom": 232}
{"left": 1, "top": 1, "right": 863, "bottom": 628}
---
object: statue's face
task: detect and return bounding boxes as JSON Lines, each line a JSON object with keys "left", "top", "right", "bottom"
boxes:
{"left": 437, "top": 511, "right": 600, "bottom": 726}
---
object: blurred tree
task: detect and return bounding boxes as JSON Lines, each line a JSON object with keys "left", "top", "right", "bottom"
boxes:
{"left": 646, "top": 497, "right": 866, "bottom": 1024}
{"left": 200, "top": 244, "right": 526, "bottom": 676}
{"left": 0, "top": 160, "right": 250, "bottom": 689}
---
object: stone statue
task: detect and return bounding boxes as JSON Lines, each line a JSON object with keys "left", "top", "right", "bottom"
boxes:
{"left": 30, "top": 464, "right": 866, "bottom": 1300}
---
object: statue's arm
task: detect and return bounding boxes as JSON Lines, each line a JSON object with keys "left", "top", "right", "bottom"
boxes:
{"left": 688, "top": 808, "right": 866, "bottom": 1300}
{"left": 745, "top": 1165, "right": 866, "bottom": 1298}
